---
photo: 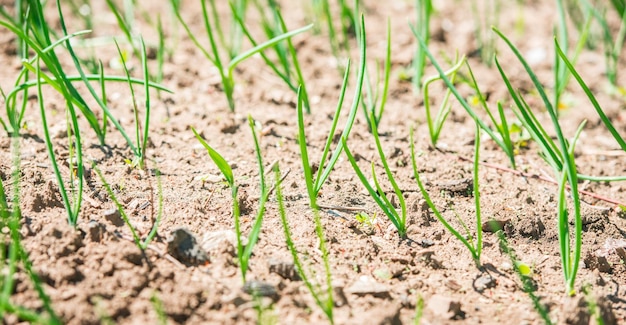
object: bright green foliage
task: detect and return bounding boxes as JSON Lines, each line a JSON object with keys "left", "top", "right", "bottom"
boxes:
{"left": 342, "top": 115, "right": 408, "bottom": 238}
{"left": 274, "top": 165, "right": 334, "bottom": 324}
{"left": 297, "top": 15, "right": 367, "bottom": 210}
{"left": 410, "top": 126, "right": 484, "bottom": 266}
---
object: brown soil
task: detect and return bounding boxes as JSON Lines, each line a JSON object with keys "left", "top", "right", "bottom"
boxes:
{"left": 2, "top": 1, "right": 626, "bottom": 324}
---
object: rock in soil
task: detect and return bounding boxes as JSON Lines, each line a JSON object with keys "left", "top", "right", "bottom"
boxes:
{"left": 584, "top": 252, "right": 613, "bottom": 273}
{"left": 242, "top": 280, "right": 278, "bottom": 299}
{"left": 563, "top": 296, "right": 590, "bottom": 325}
{"left": 103, "top": 208, "right": 124, "bottom": 227}
{"left": 166, "top": 228, "right": 209, "bottom": 266}
{"left": 473, "top": 273, "right": 497, "bottom": 293}
{"left": 426, "top": 294, "right": 465, "bottom": 320}
{"left": 268, "top": 259, "right": 300, "bottom": 281}
{"left": 346, "top": 276, "right": 391, "bottom": 299}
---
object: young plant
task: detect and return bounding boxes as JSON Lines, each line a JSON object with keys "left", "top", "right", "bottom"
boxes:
{"left": 0, "top": 137, "right": 60, "bottom": 324}
{"left": 192, "top": 116, "right": 271, "bottom": 283}
{"left": 312, "top": 0, "right": 357, "bottom": 66}
{"left": 361, "top": 19, "right": 391, "bottom": 132}
{"left": 413, "top": 24, "right": 513, "bottom": 168}
{"left": 410, "top": 124, "right": 483, "bottom": 266}
{"left": 234, "top": 3, "right": 311, "bottom": 112}
{"left": 421, "top": 54, "right": 464, "bottom": 147}
{"left": 92, "top": 163, "right": 163, "bottom": 251}
{"left": 493, "top": 27, "right": 588, "bottom": 294}
{"left": 578, "top": 0, "right": 626, "bottom": 87}
{"left": 470, "top": 0, "right": 500, "bottom": 66}
{"left": 0, "top": 1, "right": 171, "bottom": 154}
{"left": 35, "top": 57, "right": 84, "bottom": 227}
{"left": 554, "top": 0, "right": 592, "bottom": 115}
{"left": 274, "top": 165, "right": 334, "bottom": 324}
{"left": 464, "top": 60, "right": 516, "bottom": 168}
{"left": 342, "top": 113, "right": 408, "bottom": 238}
{"left": 115, "top": 37, "right": 153, "bottom": 170}
{"left": 171, "top": 0, "right": 313, "bottom": 111}
{"left": 297, "top": 15, "right": 367, "bottom": 210}
{"left": 555, "top": 39, "right": 626, "bottom": 151}
{"left": 495, "top": 229, "right": 553, "bottom": 324}
{"left": 413, "top": 0, "right": 433, "bottom": 90}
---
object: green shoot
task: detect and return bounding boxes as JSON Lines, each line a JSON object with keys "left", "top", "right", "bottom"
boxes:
{"left": 361, "top": 18, "right": 391, "bottom": 132}
{"left": 274, "top": 165, "right": 334, "bottom": 324}
{"left": 470, "top": 0, "right": 500, "bottom": 66}
{"left": 578, "top": 0, "right": 626, "bottom": 87}
{"left": 0, "top": 136, "right": 61, "bottom": 324}
{"left": 413, "top": 0, "right": 433, "bottom": 90}
{"left": 171, "top": 0, "right": 312, "bottom": 111}
{"left": 150, "top": 292, "right": 168, "bottom": 325}
{"left": 413, "top": 294, "right": 424, "bottom": 325}
{"left": 92, "top": 163, "right": 163, "bottom": 251}
{"left": 313, "top": 0, "right": 356, "bottom": 65}
{"left": 35, "top": 58, "right": 84, "bottom": 227}
{"left": 192, "top": 118, "right": 271, "bottom": 283}
{"left": 554, "top": 0, "right": 592, "bottom": 114}
{"left": 410, "top": 125, "right": 483, "bottom": 266}
{"left": 342, "top": 113, "right": 408, "bottom": 238}
{"left": 464, "top": 60, "right": 516, "bottom": 168}
{"left": 297, "top": 15, "right": 366, "bottom": 210}
{"left": 422, "top": 54, "right": 464, "bottom": 147}
{"left": 105, "top": 0, "right": 141, "bottom": 60}
{"left": 495, "top": 229, "right": 553, "bottom": 324}
{"left": 555, "top": 39, "right": 626, "bottom": 151}
{"left": 412, "top": 24, "right": 511, "bottom": 160}
{"left": 239, "top": 116, "right": 272, "bottom": 283}
{"left": 493, "top": 27, "right": 586, "bottom": 294}
{"left": 115, "top": 37, "right": 153, "bottom": 170}
{"left": 233, "top": 3, "right": 311, "bottom": 113}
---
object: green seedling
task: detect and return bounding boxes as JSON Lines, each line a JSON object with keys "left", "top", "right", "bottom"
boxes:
{"left": 555, "top": 39, "right": 626, "bottom": 151}
{"left": 470, "top": 0, "right": 500, "bottom": 66}
{"left": 93, "top": 163, "right": 163, "bottom": 250}
{"left": 554, "top": 0, "right": 592, "bottom": 116}
{"left": 464, "top": 60, "right": 516, "bottom": 167}
{"left": 412, "top": 24, "right": 513, "bottom": 165}
{"left": 342, "top": 113, "right": 408, "bottom": 238}
{"left": 493, "top": 27, "right": 588, "bottom": 295}
{"left": 410, "top": 124, "right": 483, "bottom": 266}
{"left": 361, "top": 19, "right": 391, "bottom": 132}
{"left": 0, "top": 137, "right": 59, "bottom": 324}
{"left": 274, "top": 165, "right": 334, "bottom": 324}
{"left": 105, "top": 0, "right": 141, "bottom": 60}
{"left": 171, "top": 0, "right": 312, "bottom": 111}
{"left": 578, "top": 0, "right": 626, "bottom": 87}
{"left": 233, "top": 3, "right": 311, "bottom": 113}
{"left": 0, "top": 1, "right": 171, "bottom": 156}
{"left": 413, "top": 294, "right": 424, "bottom": 325}
{"left": 297, "top": 15, "right": 367, "bottom": 210}
{"left": 422, "top": 54, "right": 464, "bottom": 148}
{"left": 192, "top": 117, "right": 271, "bottom": 283}
{"left": 495, "top": 229, "right": 552, "bottom": 324}
{"left": 150, "top": 292, "right": 167, "bottom": 325}
{"left": 413, "top": 0, "right": 433, "bottom": 90}
{"left": 35, "top": 57, "right": 84, "bottom": 227}
{"left": 114, "top": 36, "right": 153, "bottom": 170}
{"left": 312, "top": 0, "right": 357, "bottom": 66}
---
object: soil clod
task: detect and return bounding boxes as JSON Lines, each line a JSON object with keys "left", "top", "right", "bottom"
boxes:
{"left": 104, "top": 208, "right": 124, "bottom": 227}
{"left": 473, "top": 273, "right": 497, "bottom": 293}
{"left": 268, "top": 259, "right": 300, "bottom": 281}
{"left": 426, "top": 294, "right": 465, "bottom": 320}
{"left": 242, "top": 280, "right": 278, "bottom": 299}
{"left": 346, "top": 276, "right": 391, "bottom": 299}
{"left": 166, "top": 228, "right": 209, "bottom": 266}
